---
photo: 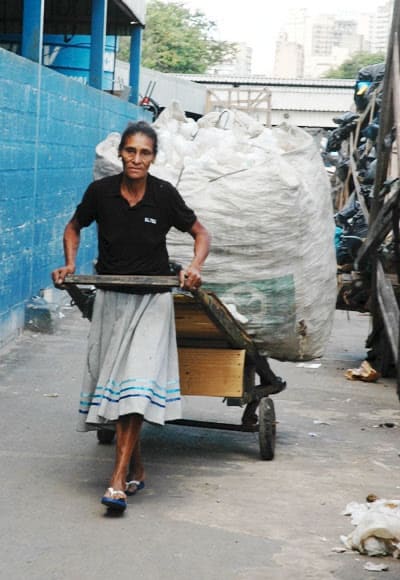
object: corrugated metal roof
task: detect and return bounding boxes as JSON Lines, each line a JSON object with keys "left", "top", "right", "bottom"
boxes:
{"left": 269, "top": 86, "right": 353, "bottom": 112}
{"left": 177, "top": 74, "right": 355, "bottom": 114}
{"left": 116, "top": 65, "right": 356, "bottom": 125}
{"left": 177, "top": 74, "right": 355, "bottom": 89}
{"left": 204, "top": 88, "right": 353, "bottom": 113}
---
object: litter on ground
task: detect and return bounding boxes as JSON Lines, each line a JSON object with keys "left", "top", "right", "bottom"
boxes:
{"left": 341, "top": 497, "right": 400, "bottom": 558}
{"left": 345, "top": 360, "right": 380, "bottom": 382}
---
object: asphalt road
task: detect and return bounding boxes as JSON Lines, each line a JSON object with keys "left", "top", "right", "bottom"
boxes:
{"left": 1, "top": 306, "right": 400, "bottom": 580}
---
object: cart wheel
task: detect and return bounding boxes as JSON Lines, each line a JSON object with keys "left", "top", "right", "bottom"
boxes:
{"left": 258, "top": 397, "right": 276, "bottom": 460}
{"left": 97, "top": 429, "right": 115, "bottom": 444}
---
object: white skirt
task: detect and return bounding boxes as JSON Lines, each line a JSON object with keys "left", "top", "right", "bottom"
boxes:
{"left": 77, "top": 289, "right": 181, "bottom": 430}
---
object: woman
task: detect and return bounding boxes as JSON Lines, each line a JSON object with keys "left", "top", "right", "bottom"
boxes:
{"left": 52, "top": 121, "right": 210, "bottom": 513}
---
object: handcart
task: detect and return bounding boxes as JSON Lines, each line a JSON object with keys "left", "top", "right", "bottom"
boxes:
{"left": 62, "top": 274, "right": 286, "bottom": 460}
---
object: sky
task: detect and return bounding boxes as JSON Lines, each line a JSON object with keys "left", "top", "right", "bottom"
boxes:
{"left": 169, "top": 0, "right": 388, "bottom": 74}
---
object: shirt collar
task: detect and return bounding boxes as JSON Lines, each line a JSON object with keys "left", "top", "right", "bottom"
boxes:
{"left": 108, "top": 173, "right": 156, "bottom": 207}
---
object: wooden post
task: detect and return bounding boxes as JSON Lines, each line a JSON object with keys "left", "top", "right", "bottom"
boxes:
{"left": 392, "top": 33, "right": 400, "bottom": 173}
{"left": 369, "top": 1, "right": 400, "bottom": 224}
{"left": 363, "top": 0, "right": 400, "bottom": 397}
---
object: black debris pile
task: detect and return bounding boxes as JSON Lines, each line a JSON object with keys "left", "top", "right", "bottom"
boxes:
{"left": 321, "top": 62, "right": 386, "bottom": 311}
{"left": 353, "top": 62, "right": 385, "bottom": 114}
{"left": 326, "top": 112, "right": 360, "bottom": 153}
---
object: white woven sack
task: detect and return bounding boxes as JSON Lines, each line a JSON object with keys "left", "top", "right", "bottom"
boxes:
{"left": 152, "top": 104, "right": 337, "bottom": 361}
{"left": 93, "top": 103, "right": 337, "bottom": 360}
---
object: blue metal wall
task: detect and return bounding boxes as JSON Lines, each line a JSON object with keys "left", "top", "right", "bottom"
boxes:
{"left": 0, "top": 47, "right": 150, "bottom": 346}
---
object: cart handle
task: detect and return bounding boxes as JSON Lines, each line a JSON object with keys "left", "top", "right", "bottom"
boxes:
{"left": 62, "top": 274, "right": 180, "bottom": 289}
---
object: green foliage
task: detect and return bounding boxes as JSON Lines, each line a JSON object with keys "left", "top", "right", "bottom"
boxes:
{"left": 118, "top": 37, "right": 130, "bottom": 62}
{"left": 118, "top": 0, "right": 237, "bottom": 74}
{"left": 324, "top": 51, "right": 386, "bottom": 79}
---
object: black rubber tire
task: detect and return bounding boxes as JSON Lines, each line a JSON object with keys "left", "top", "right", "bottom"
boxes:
{"left": 97, "top": 429, "right": 115, "bottom": 444}
{"left": 258, "top": 397, "right": 276, "bottom": 460}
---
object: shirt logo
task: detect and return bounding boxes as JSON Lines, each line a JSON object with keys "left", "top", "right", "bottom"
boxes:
{"left": 144, "top": 217, "right": 157, "bottom": 225}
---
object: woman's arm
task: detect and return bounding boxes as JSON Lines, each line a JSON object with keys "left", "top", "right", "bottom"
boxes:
{"left": 51, "top": 217, "right": 82, "bottom": 285}
{"left": 180, "top": 219, "right": 211, "bottom": 290}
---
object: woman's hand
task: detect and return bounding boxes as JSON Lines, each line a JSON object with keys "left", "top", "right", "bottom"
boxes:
{"left": 180, "top": 220, "right": 210, "bottom": 291}
{"left": 52, "top": 218, "right": 81, "bottom": 287}
{"left": 51, "top": 265, "right": 75, "bottom": 287}
{"left": 179, "top": 264, "right": 202, "bottom": 291}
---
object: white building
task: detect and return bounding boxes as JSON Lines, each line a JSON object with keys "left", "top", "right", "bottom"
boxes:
{"left": 207, "top": 43, "right": 252, "bottom": 76}
{"left": 275, "top": 2, "right": 391, "bottom": 79}
{"left": 369, "top": 0, "right": 394, "bottom": 53}
{"left": 274, "top": 33, "right": 304, "bottom": 78}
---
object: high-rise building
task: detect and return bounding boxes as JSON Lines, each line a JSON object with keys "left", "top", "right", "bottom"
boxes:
{"left": 274, "top": 2, "right": 391, "bottom": 79}
{"left": 304, "top": 15, "right": 364, "bottom": 77}
{"left": 273, "top": 32, "right": 304, "bottom": 78}
{"left": 369, "top": 0, "right": 394, "bottom": 53}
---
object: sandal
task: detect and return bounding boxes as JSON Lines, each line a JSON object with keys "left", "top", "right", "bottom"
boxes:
{"left": 101, "top": 487, "right": 127, "bottom": 512}
{"left": 125, "top": 480, "right": 145, "bottom": 496}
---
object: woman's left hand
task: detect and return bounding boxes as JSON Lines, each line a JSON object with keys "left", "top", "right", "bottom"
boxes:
{"left": 180, "top": 264, "right": 202, "bottom": 291}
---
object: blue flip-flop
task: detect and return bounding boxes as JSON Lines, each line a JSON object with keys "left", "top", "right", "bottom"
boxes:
{"left": 125, "top": 480, "right": 145, "bottom": 497}
{"left": 101, "top": 487, "right": 127, "bottom": 512}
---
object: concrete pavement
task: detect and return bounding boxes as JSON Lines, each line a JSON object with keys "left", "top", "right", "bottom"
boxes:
{"left": 1, "top": 305, "right": 400, "bottom": 579}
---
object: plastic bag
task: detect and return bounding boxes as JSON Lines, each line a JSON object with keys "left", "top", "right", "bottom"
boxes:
{"left": 341, "top": 498, "right": 400, "bottom": 557}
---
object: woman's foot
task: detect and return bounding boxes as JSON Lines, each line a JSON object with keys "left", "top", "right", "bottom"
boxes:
{"left": 101, "top": 487, "right": 127, "bottom": 512}
{"left": 125, "top": 479, "right": 145, "bottom": 496}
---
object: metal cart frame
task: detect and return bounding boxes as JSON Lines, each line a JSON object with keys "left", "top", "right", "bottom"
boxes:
{"left": 62, "top": 274, "right": 286, "bottom": 459}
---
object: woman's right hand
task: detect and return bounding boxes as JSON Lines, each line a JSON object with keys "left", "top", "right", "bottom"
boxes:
{"left": 51, "top": 265, "right": 75, "bottom": 287}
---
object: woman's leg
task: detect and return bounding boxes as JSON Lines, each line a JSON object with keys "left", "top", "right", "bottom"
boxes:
{"left": 126, "top": 440, "right": 145, "bottom": 495}
{"left": 104, "top": 413, "right": 143, "bottom": 495}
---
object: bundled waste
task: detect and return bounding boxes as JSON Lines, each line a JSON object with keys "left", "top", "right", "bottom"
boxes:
{"left": 325, "top": 62, "right": 385, "bottom": 239}
{"left": 353, "top": 62, "right": 385, "bottom": 114}
{"left": 341, "top": 497, "right": 400, "bottom": 558}
{"left": 321, "top": 61, "right": 391, "bottom": 312}
{"left": 94, "top": 103, "right": 337, "bottom": 361}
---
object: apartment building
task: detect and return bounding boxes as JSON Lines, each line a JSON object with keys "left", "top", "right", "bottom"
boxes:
{"left": 274, "top": 1, "right": 392, "bottom": 79}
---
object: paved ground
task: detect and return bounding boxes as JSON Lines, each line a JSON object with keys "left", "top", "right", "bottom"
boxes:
{"left": 1, "top": 305, "right": 400, "bottom": 579}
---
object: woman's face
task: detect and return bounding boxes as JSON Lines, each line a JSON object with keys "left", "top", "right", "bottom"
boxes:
{"left": 119, "top": 132, "right": 156, "bottom": 180}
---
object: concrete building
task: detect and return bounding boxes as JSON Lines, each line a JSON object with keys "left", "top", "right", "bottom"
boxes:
{"left": 275, "top": 3, "right": 390, "bottom": 79}
{"left": 273, "top": 33, "right": 304, "bottom": 78}
{"left": 370, "top": 0, "right": 394, "bottom": 53}
{"left": 305, "top": 15, "right": 364, "bottom": 78}
{"left": 206, "top": 42, "right": 252, "bottom": 76}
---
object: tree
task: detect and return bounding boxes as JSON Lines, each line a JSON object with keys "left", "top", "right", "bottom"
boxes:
{"left": 118, "top": 0, "right": 237, "bottom": 74}
{"left": 324, "top": 51, "right": 386, "bottom": 79}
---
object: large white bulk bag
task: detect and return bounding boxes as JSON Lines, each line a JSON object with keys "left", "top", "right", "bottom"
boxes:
{"left": 94, "top": 103, "right": 337, "bottom": 361}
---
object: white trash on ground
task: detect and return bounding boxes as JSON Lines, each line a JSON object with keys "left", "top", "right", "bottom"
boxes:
{"left": 93, "top": 102, "right": 337, "bottom": 361}
{"left": 364, "top": 561, "right": 389, "bottom": 571}
{"left": 341, "top": 498, "right": 400, "bottom": 558}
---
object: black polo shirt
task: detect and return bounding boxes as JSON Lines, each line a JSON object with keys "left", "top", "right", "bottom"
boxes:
{"left": 74, "top": 173, "right": 196, "bottom": 276}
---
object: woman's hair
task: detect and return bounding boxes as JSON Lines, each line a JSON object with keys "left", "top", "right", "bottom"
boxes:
{"left": 118, "top": 121, "right": 158, "bottom": 156}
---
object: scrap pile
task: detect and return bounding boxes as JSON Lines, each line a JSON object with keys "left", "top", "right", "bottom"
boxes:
{"left": 322, "top": 62, "right": 388, "bottom": 311}
{"left": 95, "top": 103, "right": 337, "bottom": 361}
